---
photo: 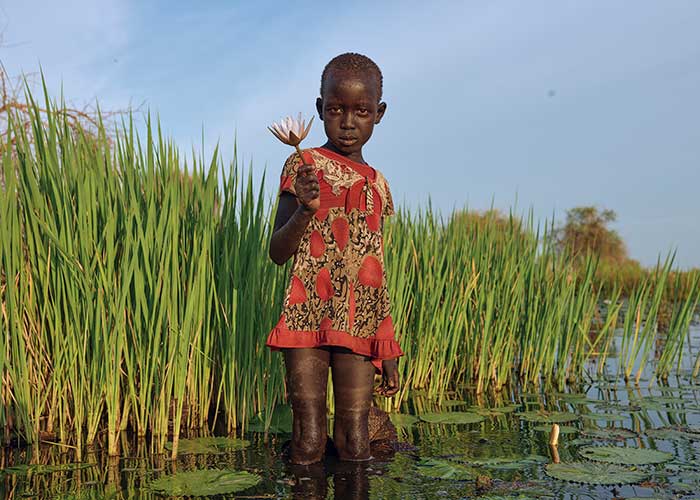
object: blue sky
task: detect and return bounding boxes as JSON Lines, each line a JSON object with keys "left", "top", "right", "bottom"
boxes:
{"left": 2, "top": 1, "right": 699, "bottom": 267}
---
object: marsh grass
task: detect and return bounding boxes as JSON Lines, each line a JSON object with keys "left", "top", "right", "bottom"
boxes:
{"left": 1, "top": 89, "right": 698, "bottom": 457}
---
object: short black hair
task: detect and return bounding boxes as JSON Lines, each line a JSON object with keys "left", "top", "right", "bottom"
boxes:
{"left": 320, "top": 52, "right": 383, "bottom": 100}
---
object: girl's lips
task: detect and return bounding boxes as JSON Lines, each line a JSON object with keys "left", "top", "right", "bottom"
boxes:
{"left": 338, "top": 137, "right": 357, "bottom": 145}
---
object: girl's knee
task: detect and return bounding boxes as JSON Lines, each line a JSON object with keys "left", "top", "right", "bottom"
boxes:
{"left": 290, "top": 399, "right": 327, "bottom": 465}
{"left": 334, "top": 409, "right": 371, "bottom": 461}
{"left": 291, "top": 432, "right": 326, "bottom": 464}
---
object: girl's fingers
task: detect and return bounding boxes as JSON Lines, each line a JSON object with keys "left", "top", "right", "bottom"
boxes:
{"left": 298, "top": 165, "right": 316, "bottom": 178}
{"left": 382, "top": 382, "right": 397, "bottom": 396}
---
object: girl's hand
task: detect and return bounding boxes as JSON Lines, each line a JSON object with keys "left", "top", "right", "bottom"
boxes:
{"left": 375, "top": 359, "right": 400, "bottom": 397}
{"left": 294, "top": 163, "right": 320, "bottom": 213}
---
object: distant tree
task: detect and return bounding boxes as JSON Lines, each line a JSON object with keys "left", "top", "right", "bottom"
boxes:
{"left": 553, "top": 206, "right": 628, "bottom": 263}
{"left": 448, "top": 208, "right": 536, "bottom": 251}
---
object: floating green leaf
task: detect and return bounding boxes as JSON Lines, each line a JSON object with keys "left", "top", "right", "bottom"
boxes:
{"left": 645, "top": 426, "right": 700, "bottom": 441}
{"left": 389, "top": 413, "right": 419, "bottom": 428}
{"left": 568, "top": 438, "right": 595, "bottom": 447}
{"left": 545, "top": 462, "right": 648, "bottom": 485}
{"left": 149, "top": 469, "right": 261, "bottom": 496}
{"left": 0, "top": 463, "right": 96, "bottom": 475}
{"left": 579, "top": 446, "right": 672, "bottom": 465}
{"left": 164, "top": 437, "right": 250, "bottom": 455}
{"left": 581, "top": 413, "right": 626, "bottom": 422}
{"left": 533, "top": 424, "right": 578, "bottom": 435}
{"left": 418, "top": 412, "right": 485, "bottom": 424}
{"left": 555, "top": 393, "right": 595, "bottom": 404}
{"left": 594, "top": 402, "right": 641, "bottom": 412}
{"left": 470, "top": 405, "right": 520, "bottom": 416}
{"left": 247, "top": 404, "right": 293, "bottom": 434}
{"left": 439, "top": 400, "right": 468, "bottom": 408}
{"left": 635, "top": 396, "right": 687, "bottom": 407}
{"left": 415, "top": 458, "right": 476, "bottom": 480}
{"left": 517, "top": 411, "right": 578, "bottom": 423}
{"left": 582, "top": 428, "right": 637, "bottom": 440}
{"left": 477, "top": 456, "right": 548, "bottom": 471}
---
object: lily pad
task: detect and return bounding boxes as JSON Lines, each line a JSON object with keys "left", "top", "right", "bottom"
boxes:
{"left": 470, "top": 405, "right": 520, "bottom": 416}
{"left": 149, "top": 469, "right": 261, "bottom": 496}
{"left": 579, "top": 446, "right": 673, "bottom": 465}
{"left": 473, "top": 455, "right": 548, "bottom": 471}
{"left": 581, "top": 413, "right": 626, "bottom": 422}
{"left": 532, "top": 424, "right": 578, "bottom": 435}
{"left": 555, "top": 393, "right": 596, "bottom": 404}
{"left": 594, "top": 402, "right": 641, "bottom": 412}
{"left": 517, "top": 411, "right": 578, "bottom": 424}
{"left": 567, "top": 438, "right": 594, "bottom": 447}
{"left": 675, "top": 469, "right": 700, "bottom": 482}
{"left": 636, "top": 396, "right": 687, "bottom": 407}
{"left": 415, "top": 458, "right": 476, "bottom": 480}
{"left": 418, "top": 412, "right": 485, "bottom": 425}
{"left": 545, "top": 462, "right": 648, "bottom": 485}
{"left": 247, "top": 404, "right": 293, "bottom": 434}
{"left": 582, "top": 428, "right": 637, "bottom": 440}
{"left": 439, "top": 400, "right": 468, "bottom": 408}
{"left": 164, "top": 437, "right": 250, "bottom": 455}
{"left": 0, "top": 463, "right": 96, "bottom": 475}
{"left": 645, "top": 426, "right": 700, "bottom": 441}
{"left": 651, "top": 386, "right": 685, "bottom": 394}
{"left": 389, "top": 413, "right": 419, "bottom": 428}
{"left": 473, "top": 497, "right": 542, "bottom": 500}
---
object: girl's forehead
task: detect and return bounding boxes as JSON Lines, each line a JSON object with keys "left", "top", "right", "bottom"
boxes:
{"left": 322, "top": 72, "right": 381, "bottom": 99}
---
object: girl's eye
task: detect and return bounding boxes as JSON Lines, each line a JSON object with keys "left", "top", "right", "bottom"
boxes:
{"left": 328, "top": 107, "right": 342, "bottom": 114}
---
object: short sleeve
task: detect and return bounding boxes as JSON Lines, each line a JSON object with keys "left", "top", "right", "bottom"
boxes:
{"left": 279, "top": 150, "right": 314, "bottom": 197}
{"left": 381, "top": 177, "right": 395, "bottom": 217}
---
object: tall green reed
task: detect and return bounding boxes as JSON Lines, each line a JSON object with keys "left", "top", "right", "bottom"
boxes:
{"left": 1, "top": 85, "right": 698, "bottom": 457}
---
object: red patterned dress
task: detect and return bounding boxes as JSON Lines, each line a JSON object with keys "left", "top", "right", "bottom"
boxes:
{"left": 266, "top": 147, "right": 403, "bottom": 372}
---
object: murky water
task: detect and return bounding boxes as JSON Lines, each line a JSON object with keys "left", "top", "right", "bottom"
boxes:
{"left": 2, "top": 326, "right": 700, "bottom": 499}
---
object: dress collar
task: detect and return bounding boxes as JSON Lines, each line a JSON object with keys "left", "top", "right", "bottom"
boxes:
{"left": 315, "top": 147, "right": 376, "bottom": 180}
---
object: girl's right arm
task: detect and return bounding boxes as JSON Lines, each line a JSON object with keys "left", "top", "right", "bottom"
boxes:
{"left": 269, "top": 163, "right": 320, "bottom": 265}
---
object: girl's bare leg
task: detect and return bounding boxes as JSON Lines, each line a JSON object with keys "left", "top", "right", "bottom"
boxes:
{"left": 331, "top": 348, "right": 376, "bottom": 461}
{"left": 284, "top": 347, "right": 330, "bottom": 465}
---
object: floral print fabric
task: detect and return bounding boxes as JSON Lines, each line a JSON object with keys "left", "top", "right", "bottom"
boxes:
{"left": 266, "top": 147, "right": 403, "bottom": 371}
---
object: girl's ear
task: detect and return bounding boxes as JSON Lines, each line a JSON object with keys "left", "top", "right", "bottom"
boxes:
{"left": 316, "top": 97, "right": 324, "bottom": 121}
{"left": 375, "top": 101, "right": 387, "bottom": 125}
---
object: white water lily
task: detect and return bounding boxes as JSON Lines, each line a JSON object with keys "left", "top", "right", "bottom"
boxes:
{"left": 268, "top": 113, "right": 313, "bottom": 152}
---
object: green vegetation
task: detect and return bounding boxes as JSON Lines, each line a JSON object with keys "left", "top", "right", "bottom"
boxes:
{"left": 1, "top": 90, "right": 699, "bottom": 459}
{"left": 544, "top": 462, "right": 649, "bottom": 485}
{"left": 577, "top": 446, "right": 673, "bottom": 465}
{"left": 552, "top": 205, "right": 700, "bottom": 299}
{"left": 148, "top": 469, "right": 261, "bottom": 496}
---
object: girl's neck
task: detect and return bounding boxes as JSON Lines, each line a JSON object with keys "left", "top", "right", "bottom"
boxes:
{"left": 321, "top": 141, "right": 366, "bottom": 165}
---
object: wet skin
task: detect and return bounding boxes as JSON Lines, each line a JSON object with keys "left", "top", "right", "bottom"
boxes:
{"left": 268, "top": 72, "right": 399, "bottom": 464}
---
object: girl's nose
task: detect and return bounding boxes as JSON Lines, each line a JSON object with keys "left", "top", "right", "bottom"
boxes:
{"left": 340, "top": 111, "right": 354, "bottom": 129}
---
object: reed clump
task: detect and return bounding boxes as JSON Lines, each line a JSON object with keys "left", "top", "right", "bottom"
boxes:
{"left": 1, "top": 89, "right": 698, "bottom": 457}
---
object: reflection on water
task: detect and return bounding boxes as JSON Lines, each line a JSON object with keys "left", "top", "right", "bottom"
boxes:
{"left": 2, "top": 326, "right": 700, "bottom": 499}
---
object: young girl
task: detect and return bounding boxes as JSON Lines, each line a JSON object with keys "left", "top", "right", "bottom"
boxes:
{"left": 267, "top": 53, "right": 402, "bottom": 465}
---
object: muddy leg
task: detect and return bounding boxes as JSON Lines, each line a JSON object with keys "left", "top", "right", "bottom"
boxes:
{"left": 284, "top": 347, "right": 330, "bottom": 465}
{"left": 331, "top": 348, "right": 375, "bottom": 461}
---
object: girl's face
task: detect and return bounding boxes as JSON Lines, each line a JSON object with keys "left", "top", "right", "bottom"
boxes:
{"left": 316, "top": 73, "right": 386, "bottom": 162}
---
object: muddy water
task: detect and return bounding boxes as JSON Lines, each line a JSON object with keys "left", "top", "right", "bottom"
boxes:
{"left": 2, "top": 326, "right": 700, "bottom": 499}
